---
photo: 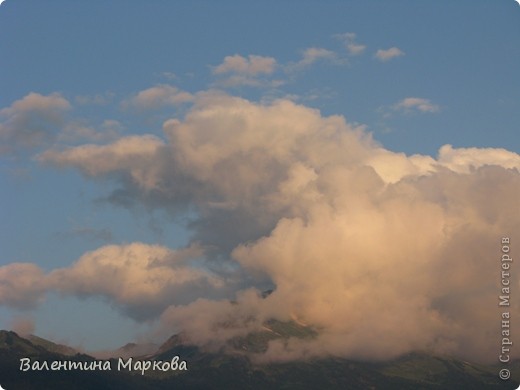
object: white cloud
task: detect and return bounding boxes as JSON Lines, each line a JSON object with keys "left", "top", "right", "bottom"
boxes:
{"left": 212, "top": 55, "right": 280, "bottom": 88}
{"left": 49, "top": 243, "right": 223, "bottom": 319}
{"left": 124, "top": 84, "right": 194, "bottom": 110}
{"left": 375, "top": 47, "right": 405, "bottom": 61}
{"left": 39, "top": 134, "right": 165, "bottom": 186}
{"left": 0, "top": 243, "right": 226, "bottom": 321}
{"left": 438, "top": 144, "right": 520, "bottom": 173}
{"left": 347, "top": 42, "right": 366, "bottom": 55}
{"left": 284, "top": 47, "right": 343, "bottom": 75}
{"left": 0, "top": 92, "right": 71, "bottom": 155}
{"left": 1, "top": 92, "right": 70, "bottom": 115}
{"left": 213, "top": 54, "right": 276, "bottom": 76}
{"left": 336, "top": 32, "right": 366, "bottom": 56}
{"left": 394, "top": 97, "right": 440, "bottom": 113}
{"left": 0, "top": 263, "right": 48, "bottom": 309}
{"left": 366, "top": 149, "right": 437, "bottom": 183}
{"left": 299, "top": 47, "right": 337, "bottom": 66}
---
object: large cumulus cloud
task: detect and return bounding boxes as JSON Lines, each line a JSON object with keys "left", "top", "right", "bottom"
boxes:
{"left": 5, "top": 92, "right": 519, "bottom": 363}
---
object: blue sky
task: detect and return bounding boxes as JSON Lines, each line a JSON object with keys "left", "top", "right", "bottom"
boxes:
{"left": 1, "top": 0, "right": 519, "bottom": 360}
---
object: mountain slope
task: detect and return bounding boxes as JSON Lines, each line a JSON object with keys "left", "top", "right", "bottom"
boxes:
{"left": 0, "top": 331, "right": 156, "bottom": 390}
{"left": 26, "top": 334, "right": 78, "bottom": 356}
{"left": 1, "top": 329, "right": 519, "bottom": 389}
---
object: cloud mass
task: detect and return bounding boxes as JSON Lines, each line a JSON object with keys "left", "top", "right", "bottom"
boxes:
{"left": 3, "top": 91, "right": 519, "bottom": 364}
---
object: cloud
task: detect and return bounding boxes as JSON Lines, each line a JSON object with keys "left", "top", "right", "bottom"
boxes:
{"left": 40, "top": 94, "right": 373, "bottom": 219}
{"left": 284, "top": 48, "right": 344, "bottom": 75}
{"left": 49, "top": 243, "right": 224, "bottom": 320}
{"left": 0, "top": 243, "right": 227, "bottom": 321}
{"left": 0, "top": 92, "right": 71, "bottom": 155}
{"left": 297, "top": 47, "right": 338, "bottom": 67}
{"left": 231, "top": 164, "right": 520, "bottom": 362}
{"left": 438, "top": 144, "right": 520, "bottom": 173}
{"left": 123, "top": 85, "right": 194, "bottom": 110}
{"left": 35, "top": 92, "right": 520, "bottom": 363}
{"left": 393, "top": 97, "right": 440, "bottom": 113}
{"left": 336, "top": 32, "right": 366, "bottom": 56}
{"left": 159, "top": 289, "right": 271, "bottom": 347}
{"left": 213, "top": 54, "right": 276, "bottom": 76}
{"left": 212, "top": 55, "right": 281, "bottom": 88}
{"left": 0, "top": 263, "right": 48, "bottom": 309}
{"left": 39, "top": 134, "right": 166, "bottom": 185}
{"left": 57, "top": 119, "right": 124, "bottom": 143}
{"left": 347, "top": 43, "right": 366, "bottom": 56}
{"left": 375, "top": 47, "right": 405, "bottom": 61}
{"left": 9, "top": 316, "right": 36, "bottom": 336}
{"left": 365, "top": 149, "right": 437, "bottom": 183}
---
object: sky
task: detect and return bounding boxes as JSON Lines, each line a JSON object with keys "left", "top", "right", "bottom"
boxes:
{"left": 1, "top": 0, "right": 520, "bottom": 362}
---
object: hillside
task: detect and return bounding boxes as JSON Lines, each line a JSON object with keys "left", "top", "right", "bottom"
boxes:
{"left": 0, "top": 328, "right": 518, "bottom": 389}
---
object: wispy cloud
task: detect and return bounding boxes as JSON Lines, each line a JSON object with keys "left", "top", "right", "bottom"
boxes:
{"left": 57, "top": 119, "right": 124, "bottom": 144}
{"left": 335, "top": 32, "right": 366, "bottom": 56}
{"left": 161, "top": 71, "right": 178, "bottom": 81}
{"left": 123, "top": 84, "right": 194, "bottom": 110}
{"left": 375, "top": 47, "right": 405, "bottom": 62}
{"left": 212, "top": 54, "right": 282, "bottom": 88}
{"left": 393, "top": 97, "right": 440, "bottom": 113}
{"left": 213, "top": 54, "right": 276, "bottom": 76}
{"left": 284, "top": 47, "right": 344, "bottom": 75}
{"left": 9, "top": 316, "right": 36, "bottom": 337}
{"left": 298, "top": 47, "right": 338, "bottom": 66}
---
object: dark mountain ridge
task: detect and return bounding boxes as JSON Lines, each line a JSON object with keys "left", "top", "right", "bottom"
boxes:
{"left": 1, "top": 328, "right": 519, "bottom": 389}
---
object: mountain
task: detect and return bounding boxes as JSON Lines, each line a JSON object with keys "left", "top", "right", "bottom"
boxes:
{"left": 0, "top": 330, "right": 47, "bottom": 356}
{"left": 0, "top": 331, "right": 156, "bottom": 390}
{"left": 0, "top": 328, "right": 519, "bottom": 389}
{"left": 114, "top": 342, "right": 159, "bottom": 359}
{"left": 26, "top": 334, "right": 78, "bottom": 356}
{"left": 145, "top": 320, "right": 520, "bottom": 389}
